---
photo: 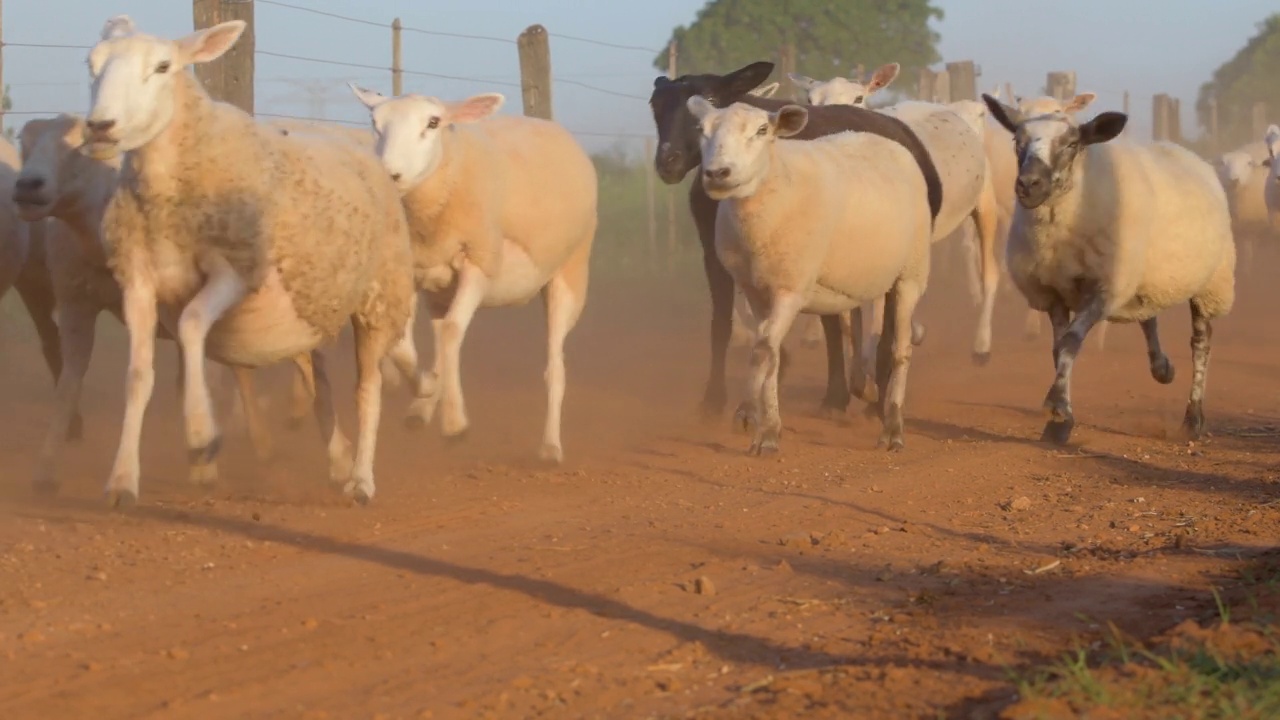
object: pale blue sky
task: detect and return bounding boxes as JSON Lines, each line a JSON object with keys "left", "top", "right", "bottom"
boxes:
{"left": 3, "top": 0, "right": 1275, "bottom": 153}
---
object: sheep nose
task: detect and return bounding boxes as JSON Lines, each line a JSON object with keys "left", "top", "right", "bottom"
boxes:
{"left": 1015, "top": 175, "right": 1043, "bottom": 196}
{"left": 15, "top": 177, "right": 45, "bottom": 194}
{"left": 704, "top": 166, "right": 730, "bottom": 182}
{"left": 390, "top": 172, "right": 402, "bottom": 182}
{"left": 86, "top": 119, "right": 116, "bottom": 134}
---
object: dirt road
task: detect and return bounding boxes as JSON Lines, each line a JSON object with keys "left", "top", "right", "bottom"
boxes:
{"left": 1, "top": 251, "right": 1277, "bottom": 719}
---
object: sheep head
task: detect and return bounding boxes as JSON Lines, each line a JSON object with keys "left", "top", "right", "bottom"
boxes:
{"left": 686, "top": 96, "right": 807, "bottom": 200}
{"left": 84, "top": 16, "right": 245, "bottom": 157}
{"left": 350, "top": 84, "right": 503, "bottom": 192}
{"left": 788, "top": 63, "right": 899, "bottom": 107}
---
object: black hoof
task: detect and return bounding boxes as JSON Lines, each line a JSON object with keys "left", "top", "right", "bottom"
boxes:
{"left": 66, "top": 414, "right": 84, "bottom": 442}
{"left": 1151, "top": 357, "right": 1176, "bottom": 385}
{"left": 876, "top": 435, "right": 905, "bottom": 452}
{"left": 351, "top": 489, "right": 372, "bottom": 507}
{"left": 1039, "top": 418, "right": 1075, "bottom": 446}
{"left": 820, "top": 391, "right": 851, "bottom": 415}
{"left": 106, "top": 489, "right": 137, "bottom": 509}
{"left": 1182, "top": 410, "right": 1205, "bottom": 441}
{"left": 403, "top": 414, "right": 427, "bottom": 431}
{"left": 187, "top": 435, "right": 223, "bottom": 465}
{"left": 972, "top": 352, "right": 991, "bottom": 367}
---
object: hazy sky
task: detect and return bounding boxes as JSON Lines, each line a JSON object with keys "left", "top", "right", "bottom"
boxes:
{"left": 3, "top": 0, "right": 1275, "bottom": 153}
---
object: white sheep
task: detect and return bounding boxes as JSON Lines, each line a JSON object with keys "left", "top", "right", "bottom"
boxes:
{"left": 349, "top": 84, "right": 597, "bottom": 464}
{"left": 0, "top": 138, "right": 68, "bottom": 430}
{"left": 983, "top": 94, "right": 1234, "bottom": 445}
{"left": 1215, "top": 148, "right": 1272, "bottom": 274}
{"left": 787, "top": 67, "right": 999, "bottom": 374}
{"left": 82, "top": 16, "right": 417, "bottom": 505}
{"left": 787, "top": 63, "right": 901, "bottom": 108}
{"left": 13, "top": 113, "right": 326, "bottom": 491}
{"left": 687, "top": 97, "right": 933, "bottom": 454}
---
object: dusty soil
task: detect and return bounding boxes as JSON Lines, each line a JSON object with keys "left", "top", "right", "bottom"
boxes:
{"left": 1, "top": 245, "right": 1278, "bottom": 720}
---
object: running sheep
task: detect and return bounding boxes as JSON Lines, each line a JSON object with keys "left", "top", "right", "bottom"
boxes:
{"left": 350, "top": 83, "right": 597, "bottom": 464}
{"left": 687, "top": 97, "right": 934, "bottom": 454}
{"left": 982, "top": 94, "right": 1234, "bottom": 444}
{"left": 82, "top": 16, "right": 417, "bottom": 505}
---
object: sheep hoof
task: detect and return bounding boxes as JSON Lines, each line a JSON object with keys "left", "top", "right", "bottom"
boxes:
{"left": 66, "top": 414, "right": 85, "bottom": 442}
{"left": 819, "top": 390, "right": 851, "bottom": 416}
{"left": 971, "top": 351, "right": 991, "bottom": 367}
{"left": 1151, "top": 357, "right": 1176, "bottom": 385}
{"left": 105, "top": 487, "right": 137, "bottom": 510}
{"left": 187, "top": 435, "right": 223, "bottom": 466}
{"left": 538, "top": 443, "right": 564, "bottom": 465}
{"left": 1182, "top": 404, "right": 1205, "bottom": 440}
{"left": 748, "top": 435, "right": 780, "bottom": 456}
{"left": 188, "top": 462, "right": 218, "bottom": 487}
{"left": 344, "top": 478, "right": 374, "bottom": 506}
{"left": 876, "top": 435, "right": 905, "bottom": 452}
{"left": 1039, "top": 418, "right": 1075, "bottom": 446}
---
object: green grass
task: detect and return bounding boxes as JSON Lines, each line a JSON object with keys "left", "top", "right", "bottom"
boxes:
{"left": 1004, "top": 555, "right": 1280, "bottom": 720}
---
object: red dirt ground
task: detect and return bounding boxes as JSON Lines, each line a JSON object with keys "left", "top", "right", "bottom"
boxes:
{"left": 0, "top": 245, "right": 1277, "bottom": 720}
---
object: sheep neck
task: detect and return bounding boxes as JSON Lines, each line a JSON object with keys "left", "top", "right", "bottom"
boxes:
{"left": 401, "top": 126, "right": 465, "bottom": 230}
{"left": 122, "top": 72, "right": 209, "bottom": 200}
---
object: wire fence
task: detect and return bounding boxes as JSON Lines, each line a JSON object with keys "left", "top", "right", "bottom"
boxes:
{"left": 0, "top": 1, "right": 661, "bottom": 144}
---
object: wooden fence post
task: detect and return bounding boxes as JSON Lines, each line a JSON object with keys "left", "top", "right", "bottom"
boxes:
{"left": 1169, "top": 97, "right": 1182, "bottom": 144}
{"left": 1152, "top": 93, "right": 1171, "bottom": 142}
{"left": 779, "top": 43, "right": 797, "bottom": 101}
{"left": 391, "top": 18, "right": 403, "bottom": 97}
{"left": 193, "top": 0, "right": 255, "bottom": 113}
{"left": 516, "top": 25, "right": 552, "bottom": 120}
{"left": 1208, "top": 96, "right": 1219, "bottom": 154}
{"left": 946, "top": 60, "right": 976, "bottom": 101}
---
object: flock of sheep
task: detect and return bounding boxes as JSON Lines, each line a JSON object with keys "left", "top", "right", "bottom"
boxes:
{"left": 0, "top": 16, "right": 1262, "bottom": 508}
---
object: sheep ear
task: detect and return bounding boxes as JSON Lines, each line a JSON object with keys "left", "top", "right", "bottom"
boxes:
{"left": 176, "top": 20, "right": 246, "bottom": 65}
{"left": 447, "top": 93, "right": 504, "bottom": 124}
{"left": 101, "top": 15, "right": 137, "bottom": 40}
{"left": 751, "top": 82, "right": 780, "bottom": 98}
{"left": 348, "top": 83, "right": 388, "bottom": 110}
{"left": 1064, "top": 92, "right": 1097, "bottom": 114}
{"left": 787, "top": 73, "right": 818, "bottom": 91}
{"left": 1079, "top": 112, "right": 1127, "bottom": 146}
{"left": 982, "top": 93, "right": 1022, "bottom": 134}
{"left": 867, "top": 63, "right": 900, "bottom": 92}
{"left": 718, "top": 61, "right": 775, "bottom": 102}
{"left": 653, "top": 75, "right": 673, "bottom": 89}
{"left": 773, "top": 105, "right": 808, "bottom": 137}
{"left": 686, "top": 95, "right": 714, "bottom": 121}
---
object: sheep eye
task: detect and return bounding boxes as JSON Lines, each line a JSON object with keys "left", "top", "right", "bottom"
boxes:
{"left": 427, "top": 117, "right": 440, "bottom": 130}
{"left": 756, "top": 124, "right": 768, "bottom": 136}
{"left": 155, "top": 61, "right": 171, "bottom": 74}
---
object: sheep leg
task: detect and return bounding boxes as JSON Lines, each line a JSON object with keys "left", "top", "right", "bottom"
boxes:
{"left": 1024, "top": 307, "right": 1042, "bottom": 340}
{"left": 294, "top": 350, "right": 353, "bottom": 485}
{"left": 1140, "top": 318, "right": 1175, "bottom": 384}
{"left": 866, "top": 296, "right": 885, "bottom": 381}
{"left": 729, "top": 288, "right": 754, "bottom": 348}
{"left": 177, "top": 262, "right": 249, "bottom": 486}
{"left": 385, "top": 298, "right": 442, "bottom": 430}
{"left": 700, "top": 238, "right": 735, "bottom": 418}
{"left": 961, "top": 228, "right": 984, "bottom": 307}
{"left": 745, "top": 292, "right": 804, "bottom": 456}
{"left": 287, "top": 361, "right": 312, "bottom": 430}
{"left": 1040, "top": 295, "right": 1106, "bottom": 445}
{"left": 1094, "top": 320, "right": 1109, "bottom": 351}
{"left": 34, "top": 302, "right": 99, "bottom": 494}
{"left": 847, "top": 307, "right": 876, "bottom": 405}
{"left": 1182, "top": 300, "right": 1213, "bottom": 440}
{"left": 802, "top": 315, "right": 824, "bottom": 348}
{"left": 439, "top": 262, "right": 489, "bottom": 439}
{"left": 539, "top": 269, "right": 588, "bottom": 464}
{"left": 105, "top": 279, "right": 159, "bottom": 507}
{"left": 14, "top": 273, "right": 76, "bottom": 439}
{"left": 344, "top": 320, "right": 392, "bottom": 505}
{"left": 877, "top": 280, "right": 924, "bottom": 451}
{"left": 971, "top": 188, "right": 1001, "bottom": 366}
{"left": 230, "top": 367, "right": 274, "bottom": 461}
{"left": 818, "top": 314, "right": 851, "bottom": 416}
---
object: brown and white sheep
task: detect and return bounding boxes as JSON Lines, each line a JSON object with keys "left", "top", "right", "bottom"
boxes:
{"left": 350, "top": 84, "right": 597, "bottom": 464}
{"left": 983, "top": 94, "right": 1234, "bottom": 445}
{"left": 82, "top": 16, "right": 416, "bottom": 505}
{"left": 687, "top": 97, "right": 933, "bottom": 454}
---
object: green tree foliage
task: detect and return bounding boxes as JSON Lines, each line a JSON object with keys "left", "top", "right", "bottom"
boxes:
{"left": 654, "top": 0, "right": 943, "bottom": 94}
{"left": 1197, "top": 14, "right": 1280, "bottom": 150}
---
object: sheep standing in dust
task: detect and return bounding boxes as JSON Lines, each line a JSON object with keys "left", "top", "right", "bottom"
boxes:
{"left": 687, "top": 97, "right": 933, "bottom": 454}
{"left": 350, "top": 84, "right": 596, "bottom": 464}
{"left": 0, "top": 138, "right": 66, "bottom": 425}
{"left": 82, "top": 16, "right": 416, "bottom": 505}
{"left": 1215, "top": 148, "right": 1273, "bottom": 274}
{"left": 983, "top": 94, "right": 1234, "bottom": 444}
{"left": 14, "top": 113, "right": 327, "bottom": 491}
